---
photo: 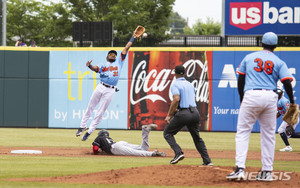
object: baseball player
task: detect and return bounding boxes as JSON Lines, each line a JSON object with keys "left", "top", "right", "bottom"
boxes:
{"left": 226, "top": 32, "right": 295, "bottom": 182}
{"left": 92, "top": 124, "right": 166, "bottom": 157}
{"left": 76, "top": 32, "right": 137, "bottom": 141}
{"left": 164, "top": 65, "right": 213, "bottom": 165}
{"left": 277, "top": 89, "right": 300, "bottom": 152}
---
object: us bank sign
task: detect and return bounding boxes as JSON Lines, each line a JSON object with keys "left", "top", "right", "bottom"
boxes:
{"left": 224, "top": 0, "right": 300, "bottom": 35}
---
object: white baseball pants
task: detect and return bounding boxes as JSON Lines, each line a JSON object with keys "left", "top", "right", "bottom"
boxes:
{"left": 235, "top": 90, "right": 278, "bottom": 171}
{"left": 80, "top": 83, "right": 115, "bottom": 134}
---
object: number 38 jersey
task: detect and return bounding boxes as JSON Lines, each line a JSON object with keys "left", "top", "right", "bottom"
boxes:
{"left": 236, "top": 50, "right": 293, "bottom": 92}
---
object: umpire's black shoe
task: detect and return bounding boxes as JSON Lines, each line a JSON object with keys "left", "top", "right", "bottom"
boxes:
{"left": 76, "top": 128, "right": 87, "bottom": 137}
{"left": 170, "top": 152, "right": 184, "bottom": 164}
{"left": 201, "top": 162, "right": 213, "bottom": 166}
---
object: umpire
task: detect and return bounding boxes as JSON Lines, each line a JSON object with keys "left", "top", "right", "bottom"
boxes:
{"left": 164, "top": 65, "right": 212, "bottom": 165}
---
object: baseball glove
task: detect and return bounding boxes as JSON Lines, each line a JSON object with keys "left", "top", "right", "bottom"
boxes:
{"left": 286, "top": 125, "right": 295, "bottom": 137}
{"left": 282, "top": 103, "right": 299, "bottom": 125}
{"left": 134, "top": 26, "right": 145, "bottom": 38}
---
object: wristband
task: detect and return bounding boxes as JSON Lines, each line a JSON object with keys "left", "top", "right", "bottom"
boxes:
{"left": 88, "top": 64, "right": 92, "bottom": 68}
{"left": 129, "top": 36, "right": 135, "bottom": 43}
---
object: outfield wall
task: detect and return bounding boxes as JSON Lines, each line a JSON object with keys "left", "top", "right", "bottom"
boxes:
{"left": 0, "top": 47, "right": 299, "bottom": 133}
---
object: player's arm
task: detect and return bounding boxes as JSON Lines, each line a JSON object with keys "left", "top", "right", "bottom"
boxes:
{"left": 121, "top": 34, "right": 137, "bottom": 56}
{"left": 165, "top": 94, "right": 180, "bottom": 124}
{"left": 86, "top": 60, "right": 100, "bottom": 72}
{"left": 282, "top": 79, "right": 294, "bottom": 104}
{"left": 237, "top": 74, "right": 246, "bottom": 103}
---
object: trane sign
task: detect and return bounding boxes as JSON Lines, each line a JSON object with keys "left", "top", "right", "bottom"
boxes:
{"left": 230, "top": 2, "right": 300, "bottom": 30}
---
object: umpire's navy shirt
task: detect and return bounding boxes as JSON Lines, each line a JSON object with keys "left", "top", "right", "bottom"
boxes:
{"left": 170, "top": 77, "right": 196, "bottom": 108}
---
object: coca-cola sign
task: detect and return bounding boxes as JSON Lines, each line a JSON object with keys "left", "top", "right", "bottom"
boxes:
{"left": 128, "top": 51, "right": 212, "bottom": 131}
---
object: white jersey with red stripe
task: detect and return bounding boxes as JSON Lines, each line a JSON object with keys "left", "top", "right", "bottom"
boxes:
{"left": 237, "top": 50, "right": 292, "bottom": 91}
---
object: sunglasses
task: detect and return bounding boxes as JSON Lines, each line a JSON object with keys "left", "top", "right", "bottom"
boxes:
{"left": 108, "top": 53, "right": 116, "bottom": 58}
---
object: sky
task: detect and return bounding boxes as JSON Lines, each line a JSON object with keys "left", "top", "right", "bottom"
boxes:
{"left": 173, "top": 0, "right": 223, "bottom": 27}
{"left": 49, "top": 0, "right": 223, "bottom": 27}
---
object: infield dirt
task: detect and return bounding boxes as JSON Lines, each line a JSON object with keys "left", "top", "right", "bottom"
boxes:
{"left": 2, "top": 147, "right": 300, "bottom": 187}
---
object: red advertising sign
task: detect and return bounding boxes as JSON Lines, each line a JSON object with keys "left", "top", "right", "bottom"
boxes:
{"left": 230, "top": 2, "right": 262, "bottom": 30}
{"left": 128, "top": 51, "right": 212, "bottom": 131}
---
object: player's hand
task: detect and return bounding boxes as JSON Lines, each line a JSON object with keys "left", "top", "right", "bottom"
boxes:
{"left": 165, "top": 116, "right": 171, "bottom": 124}
{"left": 86, "top": 60, "right": 93, "bottom": 67}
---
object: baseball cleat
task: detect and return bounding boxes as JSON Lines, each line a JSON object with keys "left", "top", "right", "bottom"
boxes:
{"left": 82, "top": 132, "right": 90, "bottom": 141}
{"left": 76, "top": 128, "right": 87, "bottom": 137}
{"left": 170, "top": 152, "right": 184, "bottom": 164}
{"left": 279, "top": 146, "right": 293, "bottom": 152}
{"left": 226, "top": 167, "right": 245, "bottom": 181}
{"left": 142, "top": 124, "right": 158, "bottom": 130}
{"left": 256, "top": 171, "right": 273, "bottom": 181}
{"left": 202, "top": 162, "right": 213, "bottom": 166}
{"left": 152, "top": 150, "right": 167, "bottom": 157}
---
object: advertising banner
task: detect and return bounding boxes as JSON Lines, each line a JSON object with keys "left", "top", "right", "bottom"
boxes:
{"left": 128, "top": 51, "right": 212, "bottom": 131}
{"left": 46, "top": 48, "right": 300, "bottom": 133}
{"left": 225, "top": 0, "right": 300, "bottom": 35}
{"left": 212, "top": 49, "right": 300, "bottom": 132}
{"left": 48, "top": 50, "right": 128, "bottom": 129}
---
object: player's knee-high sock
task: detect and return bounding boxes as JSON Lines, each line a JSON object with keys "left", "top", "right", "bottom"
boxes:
{"left": 280, "top": 132, "right": 290, "bottom": 146}
{"left": 291, "top": 133, "right": 300, "bottom": 138}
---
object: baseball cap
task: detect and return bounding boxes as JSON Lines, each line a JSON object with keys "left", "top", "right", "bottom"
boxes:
{"left": 262, "top": 32, "right": 278, "bottom": 45}
{"left": 107, "top": 50, "right": 117, "bottom": 56}
{"left": 175, "top": 65, "right": 185, "bottom": 75}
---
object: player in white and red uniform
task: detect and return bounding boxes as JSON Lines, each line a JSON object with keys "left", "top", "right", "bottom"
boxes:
{"left": 276, "top": 89, "right": 300, "bottom": 152}
{"left": 76, "top": 34, "right": 137, "bottom": 141}
{"left": 226, "top": 32, "right": 295, "bottom": 181}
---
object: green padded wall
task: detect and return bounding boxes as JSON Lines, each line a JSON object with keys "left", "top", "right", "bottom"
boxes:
{"left": 4, "top": 51, "right": 29, "bottom": 78}
{"left": 4, "top": 79, "right": 28, "bottom": 127}
{"left": 0, "top": 51, "right": 3, "bottom": 126}
{"left": 27, "top": 51, "right": 49, "bottom": 127}
{"left": 1, "top": 50, "right": 49, "bottom": 128}
{"left": 0, "top": 78, "right": 3, "bottom": 126}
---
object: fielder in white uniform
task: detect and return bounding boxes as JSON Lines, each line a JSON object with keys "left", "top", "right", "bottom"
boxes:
{"left": 226, "top": 32, "right": 295, "bottom": 182}
{"left": 92, "top": 124, "right": 166, "bottom": 157}
{"left": 76, "top": 33, "right": 137, "bottom": 141}
{"left": 276, "top": 90, "right": 300, "bottom": 152}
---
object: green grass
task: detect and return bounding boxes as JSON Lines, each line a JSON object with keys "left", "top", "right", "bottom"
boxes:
{"left": 0, "top": 128, "right": 299, "bottom": 187}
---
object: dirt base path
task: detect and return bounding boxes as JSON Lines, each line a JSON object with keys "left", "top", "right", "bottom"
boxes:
{"left": 2, "top": 147, "right": 300, "bottom": 187}
{"left": 1, "top": 146, "right": 299, "bottom": 161}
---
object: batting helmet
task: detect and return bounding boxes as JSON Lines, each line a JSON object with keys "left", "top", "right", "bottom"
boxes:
{"left": 98, "top": 129, "right": 109, "bottom": 137}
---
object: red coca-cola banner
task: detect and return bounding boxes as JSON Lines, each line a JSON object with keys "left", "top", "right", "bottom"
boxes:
{"left": 128, "top": 51, "right": 212, "bottom": 131}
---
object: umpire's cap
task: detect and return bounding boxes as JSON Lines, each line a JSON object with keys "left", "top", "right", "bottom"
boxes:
{"left": 107, "top": 50, "right": 117, "bottom": 56}
{"left": 262, "top": 32, "right": 278, "bottom": 45}
{"left": 98, "top": 129, "right": 109, "bottom": 137}
{"left": 175, "top": 65, "right": 185, "bottom": 75}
